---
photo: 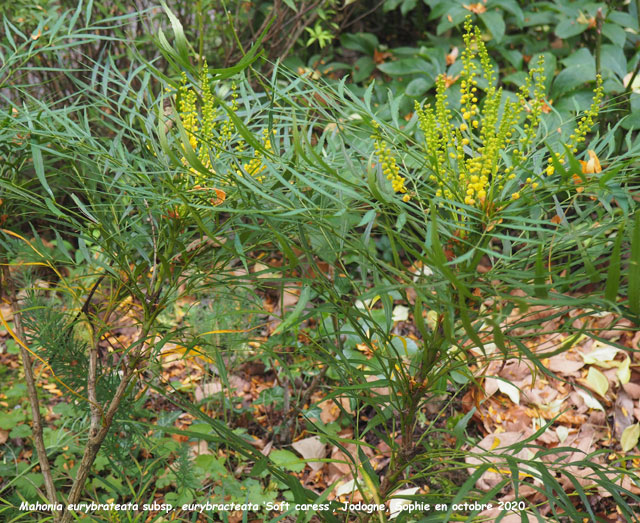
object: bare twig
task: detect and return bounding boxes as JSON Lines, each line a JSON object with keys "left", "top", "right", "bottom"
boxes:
{"left": 1, "top": 267, "right": 60, "bottom": 522}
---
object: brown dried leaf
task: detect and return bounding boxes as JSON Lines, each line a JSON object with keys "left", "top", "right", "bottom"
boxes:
{"left": 547, "top": 354, "right": 584, "bottom": 375}
{"left": 622, "top": 381, "right": 640, "bottom": 399}
{"left": 614, "top": 390, "right": 635, "bottom": 439}
{"left": 292, "top": 436, "right": 326, "bottom": 472}
{"left": 189, "top": 440, "right": 212, "bottom": 458}
{"left": 281, "top": 284, "right": 301, "bottom": 310}
{"left": 194, "top": 381, "right": 223, "bottom": 402}
{"left": 466, "top": 432, "right": 531, "bottom": 491}
{"left": 319, "top": 399, "right": 341, "bottom": 424}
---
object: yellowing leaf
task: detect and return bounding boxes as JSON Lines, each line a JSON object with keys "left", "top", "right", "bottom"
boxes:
{"left": 586, "top": 366, "right": 609, "bottom": 397}
{"left": 617, "top": 357, "right": 631, "bottom": 385}
{"left": 556, "top": 426, "right": 570, "bottom": 443}
{"left": 355, "top": 295, "right": 380, "bottom": 310}
{"left": 497, "top": 380, "right": 520, "bottom": 404}
{"left": 426, "top": 310, "right": 439, "bottom": 330}
{"left": 577, "top": 389, "right": 604, "bottom": 411}
{"left": 334, "top": 479, "right": 357, "bottom": 497}
{"left": 624, "top": 72, "right": 640, "bottom": 93}
{"left": 580, "top": 343, "right": 619, "bottom": 366}
{"left": 621, "top": 423, "right": 640, "bottom": 453}
{"left": 392, "top": 305, "right": 409, "bottom": 322}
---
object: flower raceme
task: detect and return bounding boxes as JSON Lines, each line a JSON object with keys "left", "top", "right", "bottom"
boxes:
{"left": 371, "top": 18, "right": 604, "bottom": 213}
{"left": 371, "top": 121, "right": 410, "bottom": 202}
{"left": 176, "top": 62, "right": 272, "bottom": 188}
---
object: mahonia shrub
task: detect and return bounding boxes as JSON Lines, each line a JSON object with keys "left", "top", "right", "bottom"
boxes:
{"left": 372, "top": 18, "right": 604, "bottom": 217}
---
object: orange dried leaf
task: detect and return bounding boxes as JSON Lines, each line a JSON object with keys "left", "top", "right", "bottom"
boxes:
{"left": 373, "top": 49, "right": 392, "bottom": 65}
{"left": 463, "top": 3, "right": 487, "bottom": 14}
{"left": 211, "top": 188, "right": 226, "bottom": 206}
{"left": 446, "top": 47, "right": 459, "bottom": 66}
{"left": 581, "top": 150, "right": 602, "bottom": 175}
{"left": 442, "top": 74, "right": 460, "bottom": 89}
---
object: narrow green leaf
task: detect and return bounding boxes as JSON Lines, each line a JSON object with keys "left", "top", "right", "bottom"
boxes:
{"left": 44, "top": 197, "right": 65, "bottom": 219}
{"left": 367, "top": 164, "right": 390, "bottom": 203}
{"left": 413, "top": 296, "right": 429, "bottom": 340}
{"left": 273, "top": 286, "right": 311, "bottom": 334}
{"left": 629, "top": 213, "right": 640, "bottom": 314}
{"left": 458, "top": 293, "right": 484, "bottom": 351}
{"left": 357, "top": 447, "right": 379, "bottom": 489}
{"left": 357, "top": 209, "right": 377, "bottom": 227}
{"left": 576, "top": 238, "right": 600, "bottom": 283}
{"left": 605, "top": 224, "right": 624, "bottom": 302}
{"left": 272, "top": 230, "right": 299, "bottom": 269}
{"left": 70, "top": 194, "right": 98, "bottom": 224}
{"left": 29, "top": 141, "right": 53, "bottom": 199}
{"left": 160, "top": 0, "right": 190, "bottom": 65}
{"left": 534, "top": 244, "right": 548, "bottom": 298}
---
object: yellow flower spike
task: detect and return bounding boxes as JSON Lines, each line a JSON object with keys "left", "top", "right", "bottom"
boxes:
{"left": 567, "top": 75, "right": 604, "bottom": 152}
{"left": 372, "top": 126, "right": 407, "bottom": 196}
{"left": 511, "top": 192, "right": 520, "bottom": 200}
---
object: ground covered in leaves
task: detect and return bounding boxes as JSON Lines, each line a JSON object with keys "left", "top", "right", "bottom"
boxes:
{"left": 2, "top": 278, "right": 638, "bottom": 522}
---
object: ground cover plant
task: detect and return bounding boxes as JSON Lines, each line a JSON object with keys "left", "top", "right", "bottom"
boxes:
{"left": 1, "top": 1, "right": 640, "bottom": 522}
